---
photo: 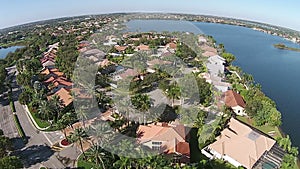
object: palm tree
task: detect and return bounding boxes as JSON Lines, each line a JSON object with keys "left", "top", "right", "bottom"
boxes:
{"left": 90, "top": 121, "right": 113, "bottom": 146}
{"left": 68, "top": 128, "right": 89, "bottom": 159}
{"left": 49, "top": 95, "right": 63, "bottom": 121}
{"left": 131, "top": 94, "right": 151, "bottom": 124}
{"left": 165, "top": 83, "right": 180, "bottom": 107}
{"left": 86, "top": 145, "right": 107, "bottom": 169}
{"left": 76, "top": 107, "right": 88, "bottom": 128}
{"left": 37, "top": 100, "right": 53, "bottom": 121}
{"left": 194, "top": 110, "right": 207, "bottom": 128}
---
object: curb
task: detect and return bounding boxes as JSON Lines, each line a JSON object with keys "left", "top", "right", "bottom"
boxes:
{"left": 23, "top": 105, "right": 50, "bottom": 131}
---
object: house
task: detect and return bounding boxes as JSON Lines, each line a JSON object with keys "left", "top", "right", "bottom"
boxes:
{"left": 201, "top": 118, "right": 284, "bottom": 169}
{"left": 135, "top": 44, "right": 150, "bottom": 51}
{"left": 137, "top": 122, "right": 190, "bottom": 163}
{"left": 147, "top": 59, "right": 172, "bottom": 68}
{"left": 207, "top": 55, "right": 226, "bottom": 77}
{"left": 225, "top": 90, "right": 246, "bottom": 116}
{"left": 114, "top": 68, "right": 138, "bottom": 81}
{"left": 114, "top": 45, "right": 128, "bottom": 53}
{"left": 47, "top": 88, "right": 73, "bottom": 107}
{"left": 166, "top": 42, "right": 177, "bottom": 50}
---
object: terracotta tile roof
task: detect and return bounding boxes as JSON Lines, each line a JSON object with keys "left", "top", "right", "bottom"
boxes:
{"left": 118, "top": 69, "right": 138, "bottom": 79}
{"left": 44, "top": 76, "right": 55, "bottom": 83}
{"left": 41, "top": 68, "right": 51, "bottom": 75}
{"left": 202, "top": 51, "right": 217, "bottom": 57}
{"left": 147, "top": 59, "right": 172, "bottom": 67}
{"left": 114, "top": 45, "right": 128, "bottom": 52}
{"left": 53, "top": 77, "right": 72, "bottom": 87}
{"left": 225, "top": 90, "right": 246, "bottom": 108}
{"left": 166, "top": 42, "right": 177, "bottom": 49}
{"left": 208, "top": 118, "right": 276, "bottom": 169}
{"left": 71, "top": 88, "right": 92, "bottom": 99}
{"left": 48, "top": 88, "right": 73, "bottom": 106}
{"left": 175, "top": 141, "right": 190, "bottom": 156}
{"left": 137, "top": 123, "right": 189, "bottom": 157}
{"left": 136, "top": 44, "right": 150, "bottom": 51}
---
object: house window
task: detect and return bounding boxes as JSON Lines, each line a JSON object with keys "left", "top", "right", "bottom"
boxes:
{"left": 152, "top": 141, "right": 162, "bottom": 145}
{"left": 152, "top": 146, "right": 161, "bottom": 151}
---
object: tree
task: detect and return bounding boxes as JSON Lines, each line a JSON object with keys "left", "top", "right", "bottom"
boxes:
{"left": 0, "top": 156, "right": 23, "bottom": 169}
{"left": 165, "top": 82, "right": 181, "bottom": 107}
{"left": 0, "top": 130, "right": 12, "bottom": 158}
{"left": 131, "top": 93, "right": 151, "bottom": 124}
{"left": 86, "top": 145, "right": 108, "bottom": 169}
{"left": 37, "top": 100, "right": 53, "bottom": 121}
{"left": 68, "top": 128, "right": 89, "bottom": 159}
{"left": 221, "top": 52, "right": 235, "bottom": 65}
{"left": 194, "top": 110, "right": 207, "bottom": 128}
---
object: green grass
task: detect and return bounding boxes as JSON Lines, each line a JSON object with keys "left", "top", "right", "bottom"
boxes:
{"left": 236, "top": 116, "right": 282, "bottom": 138}
{"left": 10, "top": 101, "right": 16, "bottom": 112}
{"left": 30, "top": 112, "right": 51, "bottom": 129}
{"left": 77, "top": 153, "right": 97, "bottom": 169}
{"left": 13, "top": 114, "right": 27, "bottom": 143}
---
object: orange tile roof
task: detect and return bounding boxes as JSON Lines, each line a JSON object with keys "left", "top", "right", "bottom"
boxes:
{"left": 225, "top": 90, "right": 246, "bottom": 108}
{"left": 114, "top": 45, "right": 128, "bottom": 52}
{"left": 53, "top": 77, "right": 73, "bottom": 87}
{"left": 44, "top": 76, "right": 55, "bottom": 83}
{"left": 136, "top": 44, "right": 150, "bottom": 51}
{"left": 48, "top": 88, "right": 73, "bottom": 106}
{"left": 119, "top": 69, "right": 138, "bottom": 79}
{"left": 137, "top": 123, "right": 189, "bottom": 156}
{"left": 166, "top": 42, "right": 177, "bottom": 49}
{"left": 41, "top": 68, "right": 51, "bottom": 75}
{"left": 208, "top": 118, "right": 276, "bottom": 169}
{"left": 147, "top": 59, "right": 172, "bottom": 67}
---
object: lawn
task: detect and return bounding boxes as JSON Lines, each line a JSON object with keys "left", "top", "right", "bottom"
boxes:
{"left": 77, "top": 153, "right": 97, "bottom": 169}
{"left": 236, "top": 116, "right": 282, "bottom": 139}
{"left": 30, "top": 112, "right": 51, "bottom": 129}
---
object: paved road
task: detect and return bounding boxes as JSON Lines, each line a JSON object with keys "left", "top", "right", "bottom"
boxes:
{"left": 0, "top": 104, "right": 18, "bottom": 138}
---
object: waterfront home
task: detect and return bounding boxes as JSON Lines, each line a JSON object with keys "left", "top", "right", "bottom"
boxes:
{"left": 201, "top": 118, "right": 284, "bottom": 169}
{"left": 137, "top": 122, "right": 190, "bottom": 163}
{"left": 225, "top": 90, "right": 246, "bottom": 116}
{"left": 207, "top": 55, "right": 226, "bottom": 77}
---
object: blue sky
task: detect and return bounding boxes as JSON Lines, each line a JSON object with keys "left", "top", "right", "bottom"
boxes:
{"left": 1, "top": 0, "right": 299, "bottom": 31}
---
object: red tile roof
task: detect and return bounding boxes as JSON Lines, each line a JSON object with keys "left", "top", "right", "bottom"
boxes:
{"left": 225, "top": 90, "right": 246, "bottom": 108}
{"left": 47, "top": 88, "right": 73, "bottom": 106}
{"left": 114, "top": 45, "right": 128, "bottom": 52}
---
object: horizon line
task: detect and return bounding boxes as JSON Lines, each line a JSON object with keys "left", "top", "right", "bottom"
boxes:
{"left": 0, "top": 11, "right": 299, "bottom": 33}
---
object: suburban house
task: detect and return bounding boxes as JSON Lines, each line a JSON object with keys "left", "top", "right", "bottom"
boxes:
{"left": 201, "top": 118, "right": 284, "bottom": 169}
{"left": 137, "top": 122, "right": 190, "bottom": 163}
{"left": 135, "top": 44, "right": 150, "bottom": 51}
{"left": 47, "top": 88, "right": 73, "bottom": 107}
{"left": 113, "top": 68, "right": 138, "bottom": 81}
{"left": 225, "top": 90, "right": 246, "bottom": 116}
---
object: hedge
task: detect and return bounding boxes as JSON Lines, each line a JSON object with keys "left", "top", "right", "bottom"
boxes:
{"left": 13, "top": 114, "right": 27, "bottom": 143}
{"left": 10, "top": 101, "right": 16, "bottom": 112}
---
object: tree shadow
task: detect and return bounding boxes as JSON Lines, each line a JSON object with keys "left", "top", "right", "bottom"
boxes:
{"left": 12, "top": 144, "right": 54, "bottom": 168}
{"left": 11, "top": 136, "right": 30, "bottom": 150}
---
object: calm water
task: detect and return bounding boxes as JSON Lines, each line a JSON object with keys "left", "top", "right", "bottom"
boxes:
{"left": 0, "top": 46, "right": 23, "bottom": 59}
{"left": 127, "top": 20, "right": 300, "bottom": 148}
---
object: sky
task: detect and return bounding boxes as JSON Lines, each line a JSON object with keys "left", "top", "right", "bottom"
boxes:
{"left": 1, "top": 0, "right": 300, "bottom": 31}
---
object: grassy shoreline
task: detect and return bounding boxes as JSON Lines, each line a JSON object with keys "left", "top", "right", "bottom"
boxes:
{"left": 273, "top": 43, "right": 300, "bottom": 52}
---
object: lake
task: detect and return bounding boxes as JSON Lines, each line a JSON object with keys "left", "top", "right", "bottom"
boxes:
{"left": 127, "top": 19, "right": 300, "bottom": 148}
{"left": 0, "top": 46, "right": 23, "bottom": 59}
